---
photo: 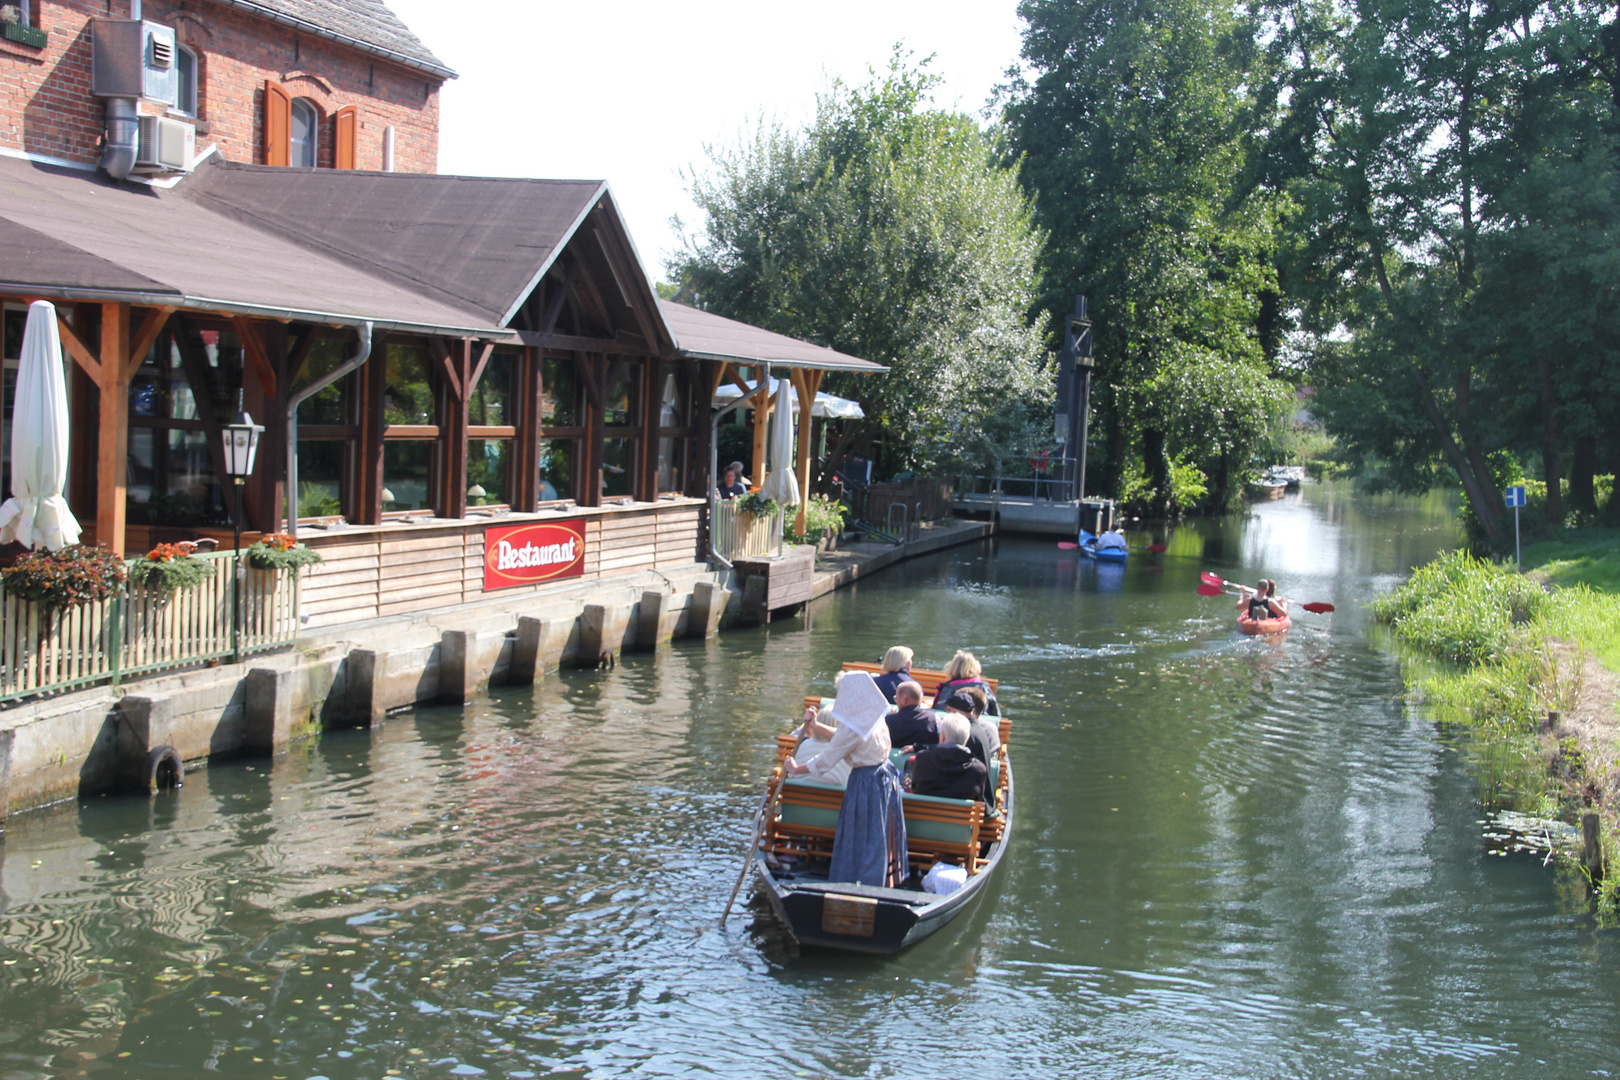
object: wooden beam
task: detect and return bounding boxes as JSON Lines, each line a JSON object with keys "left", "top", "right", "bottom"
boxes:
{"left": 231, "top": 316, "right": 278, "bottom": 399}
{"left": 593, "top": 224, "right": 663, "bottom": 354}
{"left": 572, "top": 352, "right": 603, "bottom": 408}
{"left": 511, "top": 329, "right": 654, "bottom": 357}
{"left": 444, "top": 338, "right": 471, "bottom": 519}
{"left": 540, "top": 260, "right": 576, "bottom": 336}
{"left": 125, "top": 306, "right": 175, "bottom": 381}
{"left": 641, "top": 360, "right": 659, "bottom": 500}
{"left": 96, "top": 303, "right": 131, "bottom": 556}
{"left": 55, "top": 312, "right": 102, "bottom": 383}
{"left": 285, "top": 324, "right": 317, "bottom": 386}
{"left": 465, "top": 341, "right": 496, "bottom": 398}
{"left": 430, "top": 337, "right": 462, "bottom": 399}
{"left": 794, "top": 368, "right": 814, "bottom": 534}
{"left": 751, "top": 373, "right": 772, "bottom": 490}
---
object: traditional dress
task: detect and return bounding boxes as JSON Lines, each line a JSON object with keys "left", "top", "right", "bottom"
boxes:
{"left": 801, "top": 672, "right": 909, "bottom": 888}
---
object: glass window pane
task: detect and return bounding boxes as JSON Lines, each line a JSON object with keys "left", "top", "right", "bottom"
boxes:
{"left": 296, "top": 441, "right": 345, "bottom": 517}
{"left": 602, "top": 437, "right": 635, "bottom": 499}
{"left": 542, "top": 357, "right": 575, "bottom": 427}
{"left": 466, "top": 439, "right": 509, "bottom": 506}
{"left": 167, "top": 338, "right": 199, "bottom": 421}
{"left": 658, "top": 371, "right": 685, "bottom": 427}
{"left": 290, "top": 99, "right": 317, "bottom": 167}
{"left": 605, "top": 364, "right": 639, "bottom": 427}
{"left": 127, "top": 427, "right": 157, "bottom": 507}
{"left": 384, "top": 344, "right": 435, "bottom": 426}
{"left": 656, "top": 436, "right": 685, "bottom": 494}
{"left": 382, "top": 441, "right": 433, "bottom": 511}
{"left": 294, "top": 338, "right": 354, "bottom": 425}
{"left": 470, "top": 351, "right": 515, "bottom": 426}
{"left": 538, "top": 438, "right": 573, "bottom": 501}
{"left": 176, "top": 47, "right": 196, "bottom": 116}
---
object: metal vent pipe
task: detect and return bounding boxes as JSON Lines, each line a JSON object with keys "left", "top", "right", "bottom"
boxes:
{"left": 101, "top": 98, "right": 138, "bottom": 180}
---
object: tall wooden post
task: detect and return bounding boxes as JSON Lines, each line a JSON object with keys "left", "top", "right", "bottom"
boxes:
{"left": 751, "top": 372, "right": 771, "bottom": 490}
{"left": 640, "top": 359, "right": 660, "bottom": 501}
{"left": 358, "top": 333, "right": 386, "bottom": 525}
{"left": 793, "top": 369, "right": 818, "bottom": 534}
{"left": 97, "top": 303, "right": 130, "bottom": 556}
{"left": 442, "top": 338, "right": 472, "bottom": 519}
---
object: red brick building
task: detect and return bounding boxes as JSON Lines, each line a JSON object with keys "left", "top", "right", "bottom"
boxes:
{"left": 2, "top": 0, "right": 450, "bottom": 174}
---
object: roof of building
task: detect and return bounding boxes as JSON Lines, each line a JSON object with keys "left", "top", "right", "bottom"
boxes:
{"left": 183, "top": 161, "right": 607, "bottom": 327}
{"left": 0, "top": 152, "right": 886, "bottom": 376}
{"left": 659, "top": 300, "right": 888, "bottom": 373}
{"left": 206, "top": 0, "right": 456, "bottom": 79}
{"left": 0, "top": 153, "right": 497, "bottom": 335}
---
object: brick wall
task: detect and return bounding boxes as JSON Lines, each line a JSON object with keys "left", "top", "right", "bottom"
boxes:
{"left": 1, "top": 0, "right": 441, "bottom": 172}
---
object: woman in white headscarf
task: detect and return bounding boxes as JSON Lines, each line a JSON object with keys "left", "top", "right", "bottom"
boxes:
{"left": 784, "top": 670, "right": 908, "bottom": 887}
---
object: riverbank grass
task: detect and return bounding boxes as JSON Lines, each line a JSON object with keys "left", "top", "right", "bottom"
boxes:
{"left": 1374, "top": 551, "right": 1620, "bottom": 912}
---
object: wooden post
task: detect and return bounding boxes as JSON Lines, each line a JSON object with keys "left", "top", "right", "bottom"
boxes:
{"left": 238, "top": 318, "right": 286, "bottom": 534}
{"left": 641, "top": 359, "right": 660, "bottom": 501}
{"left": 440, "top": 338, "right": 472, "bottom": 519}
{"left": 751, "top": 370, "right": 771, "bottom": 490}
{"left": 578, "top": 352, "right": 603, "bottom": 507}
{"left": 1583, "top": 812, "right": 1604, "bottom": 884}
{"left": 358, "top": 332, "right": 386, "bottom": 524}
{"left": 97, "top": 303, "right": 130, "bottom": 555}
{"left": 793, "top": 369, "right": 816, "bottom": 534}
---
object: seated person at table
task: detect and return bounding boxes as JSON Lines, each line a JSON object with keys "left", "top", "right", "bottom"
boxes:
{"left": 910, "top": 711, "right": 987, "bottom": 802}
{"left": 932, "top": 649, "right": 997, "bottom": 711}
{"left": 944, "top": 689, "right": 1000, "bottom": 810}
{"left": 871, "top": 645, "right": 913, "bottom": 702}
{"left": 885, "top": 680, "right": 937, "bottom": 749}
{"left": 717, "top": 462, "right": 748, "bottom": 500}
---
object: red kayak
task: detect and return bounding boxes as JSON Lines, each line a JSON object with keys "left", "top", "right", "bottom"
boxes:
{"left": 1237, "top": 612, "right": 1291, "bottom": 636}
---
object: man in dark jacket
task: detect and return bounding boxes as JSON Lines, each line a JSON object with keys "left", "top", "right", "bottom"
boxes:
{"left": 885, "top": 681, "right": 938, "bottom": 749}
{"left": 910, "top": 710, "right": 987, "bottom": 802}
{"left": 945, "top": 689, "right": 1000, "bottom": 810}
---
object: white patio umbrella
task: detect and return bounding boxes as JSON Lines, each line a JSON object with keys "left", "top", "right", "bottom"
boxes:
{"left": 0, "top": 301, "right": 82, "bottom": 551}
{"left": 712, "top": 378, "right": 865, "bottom": 419}
{"left": 759, "top": 380, "right": 801, "bottom": 506}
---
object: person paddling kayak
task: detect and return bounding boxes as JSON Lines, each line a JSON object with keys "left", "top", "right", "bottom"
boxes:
{"left": 1239, "top": 579, "right": 1287, "bottom": 621}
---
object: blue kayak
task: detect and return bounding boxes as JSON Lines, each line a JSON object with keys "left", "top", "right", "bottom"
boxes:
{"left": 1078, "top": 530, "right": 1129, "bottom": 563}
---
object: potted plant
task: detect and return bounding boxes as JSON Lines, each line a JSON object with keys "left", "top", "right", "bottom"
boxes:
{"left": 0, "top": 543, "right": 127, "bottom": 611}
{"left": 129, "top": 542, "right": 213, "bottom": 599}
{"left": 787, "top": 494, "right": 848, "bottom": 553}
{"left": 736, "top": 493, "right": 781, "bottom": 521}
{"left": 245, "top": 532, "right": 323, "bottom": 576}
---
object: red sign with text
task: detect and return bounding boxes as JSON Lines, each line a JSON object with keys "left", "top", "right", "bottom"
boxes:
{"left": 483, "top": 519, "right": 587, "bottom": 590}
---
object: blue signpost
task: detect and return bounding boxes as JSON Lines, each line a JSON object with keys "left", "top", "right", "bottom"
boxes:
{"left": 1505, "top": 485, "right": 1526, "bottom": 570}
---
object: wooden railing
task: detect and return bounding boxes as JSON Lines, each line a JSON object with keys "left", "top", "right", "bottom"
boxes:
{"left": 0, "top": 551, "right": 301, "bottom": 704}
{"left": 711, "top": 499, "right": 783, "bottom": 561}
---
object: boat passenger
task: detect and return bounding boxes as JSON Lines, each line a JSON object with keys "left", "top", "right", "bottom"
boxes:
{"left": 1241, "top": 579, "right": 1286, "bottom": 621}
{"left": 909, "top": 711, "right": 987, "bottom": 802}
{"left": 717, "top": 461, "right": 748, "bottom": 501}
{"left": 783, "top": 672, "right": 908, "bottom": 888}
{"left": 871, "top": 645, "right": 913, "bottom": 702}
{"left": 1095, "top": 528, "right": 1128, "bottom": 551}
{"left": 932, "top": 649, "right": 998, "bottom": 712}
{"left": 885, "top": 680, "right": 938, "bottom": 750}
{"left": 944, "top": 689, "right": 1000, "bottom": 810}
{"left": 790, "top": 706, "right": 853, "bottom": 787}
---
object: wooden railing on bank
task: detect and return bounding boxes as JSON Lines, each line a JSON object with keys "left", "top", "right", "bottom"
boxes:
{"left": 711, "top": 499, "right": 783, "bottom": 561}
{"left": 0, "top": 551, "right": 300, "bottom": 704}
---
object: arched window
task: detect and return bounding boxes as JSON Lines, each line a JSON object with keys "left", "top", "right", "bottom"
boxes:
{"left": 289, "top": 99, "right": 318, "bottom": 167}
{"left": 174, "top": 44, "right": 198, "bottom": 116}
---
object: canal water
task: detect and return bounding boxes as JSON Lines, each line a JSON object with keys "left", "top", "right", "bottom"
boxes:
{"left": 2, "top": 483, "right": 1617, "bottom": 1079}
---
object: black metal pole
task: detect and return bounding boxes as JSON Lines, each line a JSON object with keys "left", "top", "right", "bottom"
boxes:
{"left": 232, "top": 478, "right": 243, "bottom": 663}
{"left": 1076, "top": 367, "right": 1091, "bottom": 503}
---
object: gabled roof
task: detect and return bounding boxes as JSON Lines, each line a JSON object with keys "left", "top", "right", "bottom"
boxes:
{"left": 659, "top": 300, "right": 887, "bottom": 373}
{"left": 206, "top": 0, "right": 456, "bottom": 79}
{"left": 183, "top": 161, "right": 605, "bottom": 327}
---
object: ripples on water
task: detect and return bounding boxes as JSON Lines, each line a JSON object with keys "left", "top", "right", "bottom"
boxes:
{"left": 1, "top": 484, "right": 1618, "bottom": 1078}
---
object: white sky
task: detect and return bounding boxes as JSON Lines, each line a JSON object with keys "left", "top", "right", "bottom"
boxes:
{"left": 384, "top": 0, "right": 1027, "bottom": 281}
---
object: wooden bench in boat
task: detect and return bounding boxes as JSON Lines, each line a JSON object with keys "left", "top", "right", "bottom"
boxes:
{"left": 765, "top": 776, "right": 985, "bottom": 876}
{"left": 837, "top": 661, "right": 998, "bottom": 706}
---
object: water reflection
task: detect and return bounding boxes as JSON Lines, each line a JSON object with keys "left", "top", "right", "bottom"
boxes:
{"left": 2, "top": 483, "right": 1618, "bottom": 1077}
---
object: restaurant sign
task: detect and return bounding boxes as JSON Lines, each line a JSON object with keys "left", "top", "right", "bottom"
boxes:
{"left": 483, "top": 520, "right": 587, "bottom": 590}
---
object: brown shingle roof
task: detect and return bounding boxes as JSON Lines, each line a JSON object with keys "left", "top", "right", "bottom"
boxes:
{"left": 659, "top": 300, "right": 887, "bottom": 373}
{"left": 205, "top": 0, "right": 455, "bottom": 79}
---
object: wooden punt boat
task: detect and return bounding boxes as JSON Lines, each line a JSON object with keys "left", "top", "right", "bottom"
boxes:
{"left": 1077, "top": 529, "right": 1129, "bottom": 563}
{"left": 752, "top": 662, "right": 1013, "bottom": 954}
{"left": 1237, "top": 611, "right": 1291, "bottom": 635}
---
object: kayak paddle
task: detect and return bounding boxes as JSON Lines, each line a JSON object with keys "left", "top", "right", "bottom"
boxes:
{"left": 1199, "top": 571, "right": 1335, "bottom": 613}
{"left": 1058, "top": 541, "right": 1167, "bottom": 552}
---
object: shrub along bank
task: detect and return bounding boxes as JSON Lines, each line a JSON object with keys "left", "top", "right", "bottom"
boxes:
{"left": 1374, "top": 549, "right": 1620, "bottom": 917}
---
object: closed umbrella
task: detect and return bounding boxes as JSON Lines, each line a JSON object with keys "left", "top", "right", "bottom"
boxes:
{"left": 0, "top": 301, "right": 82, "bottom": 551}
{"left": 759, "top": 379, "right": 801, "bottom": 506}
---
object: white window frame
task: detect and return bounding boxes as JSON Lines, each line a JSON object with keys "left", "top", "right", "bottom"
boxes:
{"left": 290, "top": 98, "right": 318, "bottom": 168}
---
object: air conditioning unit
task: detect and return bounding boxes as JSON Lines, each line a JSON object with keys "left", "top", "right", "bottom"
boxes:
{"left": 91, "top": 19, "right": 177, "bottom": 105}
{"left": 134, "top": 115, "right": 194, "bottom": 172}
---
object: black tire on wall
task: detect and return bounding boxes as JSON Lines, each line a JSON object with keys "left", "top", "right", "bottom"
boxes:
{"left": 144, "top": 746, "right": 183, "bottom": 795}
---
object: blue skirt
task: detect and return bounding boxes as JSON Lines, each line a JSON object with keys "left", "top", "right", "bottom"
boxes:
{"left": 828, "top": 761, "right": 908, "bottom": 887}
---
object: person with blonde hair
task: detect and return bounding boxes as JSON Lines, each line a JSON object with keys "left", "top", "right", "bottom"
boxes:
{"left": 871, "top": 645, "right": 913, "bottom": 702}
{"left": 932, "top": 649, "right": 997, "bottom": 711}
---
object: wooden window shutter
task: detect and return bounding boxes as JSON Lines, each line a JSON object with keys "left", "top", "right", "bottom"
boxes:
{"left": 333, "top": 106, "right": 359, "bottom": 169}
{"left": 263, "top": 80, "right": 291, "bottom": 167}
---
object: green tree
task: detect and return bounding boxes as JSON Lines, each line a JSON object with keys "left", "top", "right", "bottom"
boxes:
{"left": 669, "top": 52, "right": 1051, "bottom": 477}
{"left": 1003, "top": 0, "right": 1288, "bottom": 514}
